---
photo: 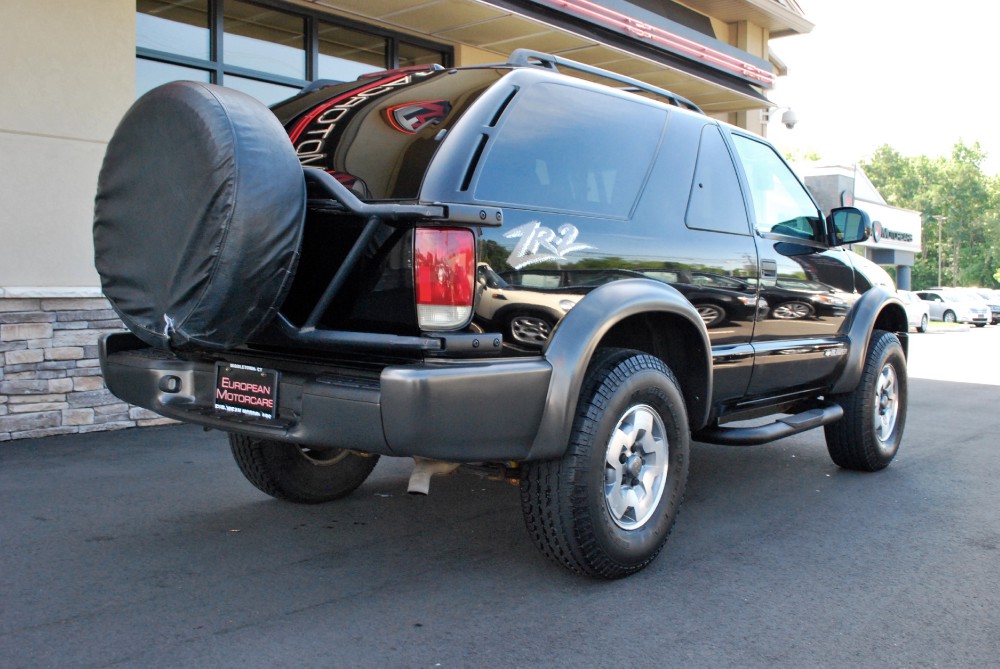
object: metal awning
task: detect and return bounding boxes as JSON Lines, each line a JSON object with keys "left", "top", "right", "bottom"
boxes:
{"left": 299, "top": 0, "right": 807, "bottom": 113}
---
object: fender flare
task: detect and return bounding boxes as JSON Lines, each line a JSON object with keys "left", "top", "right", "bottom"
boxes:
{"left": 525, "top": 278, "right": 712, "bottom": 460}
{"left": 830, "top": 286, "right": 909, "bottom": 394}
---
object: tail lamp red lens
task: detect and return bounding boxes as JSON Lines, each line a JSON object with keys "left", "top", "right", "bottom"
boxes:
{"left": 414, "top": 228, "right": 475, "bottom": 330}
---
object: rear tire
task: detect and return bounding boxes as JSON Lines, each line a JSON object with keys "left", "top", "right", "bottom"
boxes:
{"left": 520, "top": 348, "right": 689, "bottom": 579}
{"left": 943, "top": 310, "right": 956, "bottom": 323}
{"left": 824, "top": 330, "right": 906, "bottom": 471}
{"left": 917, "top": 314, "right": 928, "bottom": 333}
{"left": 229, "top": 434, "right": 378, "bottom": 504}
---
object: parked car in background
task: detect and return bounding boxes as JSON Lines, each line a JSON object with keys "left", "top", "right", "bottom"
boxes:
{"left": 916, "top": 289, "right": 989, "bottom": 326}
{"left": 968, "top": 288, "right": 1000, "bottom": 325}
{"left": 898, "top": 290, "right": 929, "bottom": 333}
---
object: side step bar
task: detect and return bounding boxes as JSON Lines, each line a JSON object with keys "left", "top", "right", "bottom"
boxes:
{"left": 695, "top": 403, "right": 844, "bottom": 446}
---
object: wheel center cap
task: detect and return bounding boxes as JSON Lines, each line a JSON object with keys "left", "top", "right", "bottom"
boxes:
{"left": 625, "top": 453, "right": 643, "bottom": 479}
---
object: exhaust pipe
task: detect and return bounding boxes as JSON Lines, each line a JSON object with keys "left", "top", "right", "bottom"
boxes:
{"left": 407, "top": 457, "right": 460, "bottom": 495}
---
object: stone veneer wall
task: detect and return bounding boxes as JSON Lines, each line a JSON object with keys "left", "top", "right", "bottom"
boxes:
{"left": 0, "top": 290, "right": 173, "bottom": 442}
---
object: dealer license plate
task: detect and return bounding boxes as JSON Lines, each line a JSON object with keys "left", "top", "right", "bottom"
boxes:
{"left": 214, "top": 362, "right": 279, "bottom": 420}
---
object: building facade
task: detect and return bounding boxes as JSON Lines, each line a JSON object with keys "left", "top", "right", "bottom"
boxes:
{"left": 0, "top": 0, "right": 812, "bottom": 441}
{"left": 801, "top": 165, "right": 922, "bottom": 290}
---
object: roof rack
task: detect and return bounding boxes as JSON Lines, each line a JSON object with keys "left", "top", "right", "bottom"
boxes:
{"left": 507, "top": 48, "right": 704, "bottom": 114}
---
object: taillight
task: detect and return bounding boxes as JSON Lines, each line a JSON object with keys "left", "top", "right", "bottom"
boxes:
{"left": 414, "top": 228, "right": 475, "bottom": 330}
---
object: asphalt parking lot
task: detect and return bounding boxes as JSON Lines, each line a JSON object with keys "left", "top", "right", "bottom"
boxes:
{"left": 1, "top": 325, "right": 999, "bottom": 668}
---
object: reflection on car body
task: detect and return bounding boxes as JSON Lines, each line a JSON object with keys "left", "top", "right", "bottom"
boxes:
{"left": 476, "top": 261, "right": 863, "bottom": 346}
{"left": 765, "top": 277, "right": 853, "bottom": 320}
{"left": 475, "top": 264, "right": 581, "bottom": 347}
{"left": 478, "top": 267, "right": 768, "bottom": 338}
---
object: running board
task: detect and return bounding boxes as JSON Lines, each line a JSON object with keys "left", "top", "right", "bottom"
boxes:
{"left": 695, "top": 403, "right": 844, "bottom": 446}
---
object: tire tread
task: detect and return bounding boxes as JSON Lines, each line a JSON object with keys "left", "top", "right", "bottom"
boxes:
{"left": 825, "top": 330, "right": 906, "bottom": 471}
{"left": 521, "top": 348, "right": 689, "bottom": 578}
{"left": 229, "top": 434, "right": 378, "bottom": 504}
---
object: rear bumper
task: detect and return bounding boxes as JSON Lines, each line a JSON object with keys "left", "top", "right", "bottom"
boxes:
{"left": 100, "top": 332, "right": 551, "bottom": 461}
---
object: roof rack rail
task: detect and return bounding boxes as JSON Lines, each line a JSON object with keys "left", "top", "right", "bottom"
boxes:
{"left": 507, "top": 48, "right": 703, "bottom": 114}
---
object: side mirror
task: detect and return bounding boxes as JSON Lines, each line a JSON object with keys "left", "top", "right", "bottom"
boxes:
{"left": 827, "top": 207, "right": 872, "bottom": 246}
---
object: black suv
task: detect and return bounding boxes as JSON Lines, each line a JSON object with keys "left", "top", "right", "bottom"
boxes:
{"left": 95, "top": 50, "right": 908, "bottom": 579}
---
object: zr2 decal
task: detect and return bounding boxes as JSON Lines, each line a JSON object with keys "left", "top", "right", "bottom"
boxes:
{"left": 504, "top": 221, "right": 594, "bottom": 269}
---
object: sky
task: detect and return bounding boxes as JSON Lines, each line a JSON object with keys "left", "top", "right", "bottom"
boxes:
{"left": 764, "top": 1, "right": 1000, "bottom": 174}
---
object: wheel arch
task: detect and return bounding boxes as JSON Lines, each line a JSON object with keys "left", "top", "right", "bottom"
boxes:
{"left": 525, "top": 278, "right": 712, "bottom": 460}
{"left": 830, "top": 286, "right": 908, "bottom": 394}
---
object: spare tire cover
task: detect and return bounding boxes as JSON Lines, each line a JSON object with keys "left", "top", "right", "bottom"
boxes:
{"left": 94, "top": 81, "right": 305, "bottom": 350}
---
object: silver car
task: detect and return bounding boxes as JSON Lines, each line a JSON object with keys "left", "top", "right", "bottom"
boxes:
{"left": 969, "top": 288, "right": 1000, "bottom": 324}
{"left": 916, "top": 289, "right": 989, "bottom": 327}
{"left": 897, "top": 290, "right": 929, "bottom": 333}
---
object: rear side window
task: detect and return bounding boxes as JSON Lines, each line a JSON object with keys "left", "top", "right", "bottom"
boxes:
{"left": 474, "top": 83, "right": 666, "bottom": 217}
{"left": 685, "top": 125, "right": 750, "bottom": 235}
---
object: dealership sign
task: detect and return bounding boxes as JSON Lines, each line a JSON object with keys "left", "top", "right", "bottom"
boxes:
{"left": 855, "top": 199, "right": 921, "bottom": 253}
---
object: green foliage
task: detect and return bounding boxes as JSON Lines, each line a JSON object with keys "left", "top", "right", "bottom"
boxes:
{"left": 861, "top": 141, "right": 1000, "bottom": 289}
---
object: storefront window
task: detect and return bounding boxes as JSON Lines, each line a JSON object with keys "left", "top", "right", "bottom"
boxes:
{"left": 136, "top": 59, "right": 210, "bottom": 98}
{"left": 224, "top": 75, "right": 300, "bottom": 106}
{"left": 317, "top": 23, "right": 387, "bottom": 82}
{"left": 135, "top": 0, "right": 450, "bottom": 103}
{"left": 223, "top": 1, "right": 305, "bottom": 80}
{"left": 136, "top": 0, "right": 209, "bottom": 60}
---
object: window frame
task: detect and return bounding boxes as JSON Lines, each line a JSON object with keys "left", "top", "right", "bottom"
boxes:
{"left": 684, "top": 123, "right": 752, "bottom": 236}
{"left": 729, "top": 130, "right": 825, "bottom": 245}
{"left": 136, "top": 0, "right": 452, "bottom": 96}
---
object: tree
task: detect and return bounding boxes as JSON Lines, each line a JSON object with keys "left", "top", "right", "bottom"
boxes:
{"left": 862, "top": 141, "right": 1000, "bottom": 289}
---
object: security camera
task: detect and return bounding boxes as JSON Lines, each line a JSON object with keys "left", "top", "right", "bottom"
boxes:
{"left": 780, "top": 109, "right": 799, "bottom": 130}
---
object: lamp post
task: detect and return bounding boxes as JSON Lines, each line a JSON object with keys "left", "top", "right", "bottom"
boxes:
{"left": 932, "top": 215, "right": 947, "bottom": 286}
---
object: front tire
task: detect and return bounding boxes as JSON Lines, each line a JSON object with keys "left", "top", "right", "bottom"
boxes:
{"left": 824, "top": 330, "right": 907, "bottom": 471}
{"left": 229, "top": 434, "right": 379, "bottom": 503}
{"left": 520, "top": 349, "right": 689, "bottom": 579}
{"left": 943, "top": 310, "right": 956, "bottom": 323}
{"left": 917, "top": 314, "right": 928, "bottom": 333}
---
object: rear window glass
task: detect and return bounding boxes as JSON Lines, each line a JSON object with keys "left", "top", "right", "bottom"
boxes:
{"left": 685, "top": 125, "right": 750, "bottom": 235}
{"left": 474, "top": 83, "right": 666, "bottom": 217}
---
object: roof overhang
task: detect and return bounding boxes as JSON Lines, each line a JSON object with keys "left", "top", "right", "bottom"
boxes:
{"left": 297, "top": 0, "right": 779, "bottom": 112}
{"left": 684, "top": 0, "right": 814, "bottom": 38}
